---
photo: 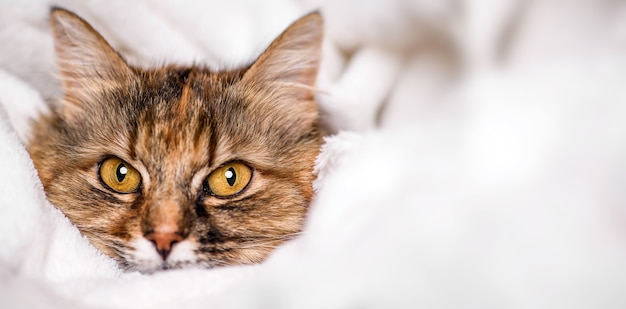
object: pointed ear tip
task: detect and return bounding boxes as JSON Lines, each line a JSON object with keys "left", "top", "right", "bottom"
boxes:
{"left": 50, "top": 6, "right": 70, "bottom": 18}
{"left": 289, "top": 11, "right": 323, "bottom": 38}
{"left": 301, "top": 11, "right": 323, "bottom": 25}
{"left": 49, "top": 7, "right": 82, "bottom": 26}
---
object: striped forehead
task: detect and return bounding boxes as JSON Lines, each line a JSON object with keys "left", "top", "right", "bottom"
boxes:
{"left": 133, "top": 72, "right": 214, "bottom": 177}
{"left": 124, "top": 66, "right": 251, "bottom": 184}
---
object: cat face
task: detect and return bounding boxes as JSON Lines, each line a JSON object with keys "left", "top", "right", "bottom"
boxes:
{"left": 28, "top": 9, "right": 324, "bottom": 272}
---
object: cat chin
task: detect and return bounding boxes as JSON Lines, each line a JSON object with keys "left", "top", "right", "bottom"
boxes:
{"left": 127, "top": 238, "right": 199, "bottom": 273}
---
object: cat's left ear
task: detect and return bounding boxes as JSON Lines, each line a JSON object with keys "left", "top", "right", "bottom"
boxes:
{"left": 50, "top": 8, "right": 135, "bottom": 118}
{"left": 241, "top": 12, "right": 323, "bottom": 102}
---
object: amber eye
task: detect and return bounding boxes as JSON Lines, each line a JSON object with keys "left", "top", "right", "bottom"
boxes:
{"left": 207, "top": 162, "right": 252, "bottom": 197}
{"left": 99, "top": 157, "right": 141, "bottom": 193}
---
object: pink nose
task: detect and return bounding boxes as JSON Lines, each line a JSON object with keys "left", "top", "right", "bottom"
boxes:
{"left": 144, "top": 231, "right": 184, "bottom": 260}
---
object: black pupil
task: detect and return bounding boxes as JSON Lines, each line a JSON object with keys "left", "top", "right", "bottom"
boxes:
{"left": 226, "top": 167, "right": 236, "bottom": 186}
{"left": 116, "top": 163, "right": 127, "bottom": 182}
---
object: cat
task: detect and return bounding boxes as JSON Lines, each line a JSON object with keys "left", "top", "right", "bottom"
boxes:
{"left": 27, "top": 8, "right": 324, "bottom": 273}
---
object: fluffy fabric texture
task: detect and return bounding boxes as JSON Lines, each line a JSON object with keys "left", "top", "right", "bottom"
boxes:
{"left": 2, "top": 0, "right": 626, "bottom": 308}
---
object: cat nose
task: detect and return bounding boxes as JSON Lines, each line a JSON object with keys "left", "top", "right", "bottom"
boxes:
{"left": 144, "top": 230, "right": 184, "bottom": 260}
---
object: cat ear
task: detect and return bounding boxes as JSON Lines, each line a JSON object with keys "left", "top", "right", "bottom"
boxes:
{"left": 50, "top": 8, "right": 134, "bottom": 117}
{"left": 241, "top": 12, "right": 323, "bottom": 102}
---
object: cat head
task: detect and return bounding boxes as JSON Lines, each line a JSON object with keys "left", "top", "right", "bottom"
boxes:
{"left": 28, "top": 8, "right": 324, "bottom": 273}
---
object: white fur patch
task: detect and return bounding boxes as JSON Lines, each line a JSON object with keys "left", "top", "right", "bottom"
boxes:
{"left": 129, "top": 238, "right": 162, "bottom": 272}
{"left": 129, "top": 238, "right": 198, "bottom": 272}
{"left": 167, "top": 240, "right": 198, "bottom": 265}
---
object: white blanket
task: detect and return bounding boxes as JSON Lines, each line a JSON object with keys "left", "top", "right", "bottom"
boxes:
{"left": 2, "top": 0, "right": 626, "bottom": 308}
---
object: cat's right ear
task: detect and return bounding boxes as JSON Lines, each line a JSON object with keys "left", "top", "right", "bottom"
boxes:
{"left": 50, "top": 8, "right": 134, "bottom": 119}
